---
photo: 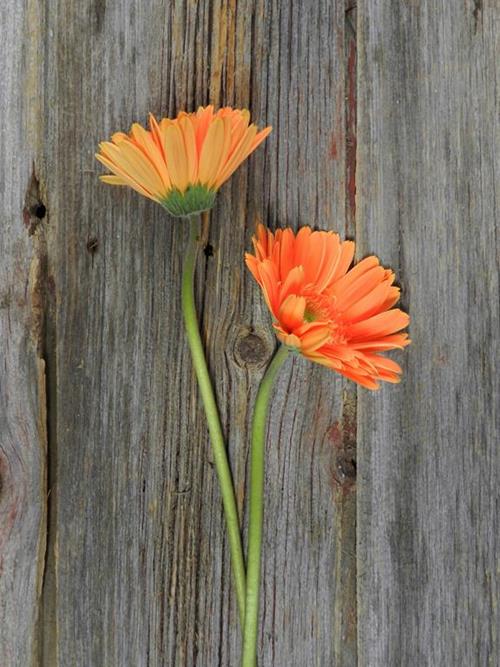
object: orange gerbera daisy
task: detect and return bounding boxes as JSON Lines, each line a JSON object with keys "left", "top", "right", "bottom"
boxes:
{"left": 246, "top": 224, "right": 410, "bottom": 389}
{"left": 96, "top": 106, "right": 271, "bottom": 217}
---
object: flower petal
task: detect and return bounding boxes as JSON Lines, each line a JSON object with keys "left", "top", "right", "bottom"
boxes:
{"left": 278, "top": 295, "right": 306, "bottom": 332}
{"left": 164, "top": 124, "right": 190, "bottom": 191}
{"left": 348, "top": 309, "right": 410, "bottom": 342}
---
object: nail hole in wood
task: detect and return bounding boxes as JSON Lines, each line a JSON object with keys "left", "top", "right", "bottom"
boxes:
{"left": 32, "top": 204, "right": 46, "bottom": 219}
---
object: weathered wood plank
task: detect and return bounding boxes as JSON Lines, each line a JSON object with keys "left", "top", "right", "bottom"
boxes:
{"left": 6, "top": 1, "right": 499, "bottom": 665}
{"left": 357, "top": 2, "right": 499, "bottom": 665}
{"left": 0, "top": 3, "right": 47, "bottom": 665}
{"left": 38, "top": 1, "right": 353, "bottom": 665}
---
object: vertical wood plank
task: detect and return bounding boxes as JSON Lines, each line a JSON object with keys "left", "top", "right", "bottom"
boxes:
{"left": 357, "top": 2, "right": 499, "bottom": 664}
{"left": 0, "top": 2, "right": 47, "bottom": 665}
{"left": 39, "top": 1, "right": 353, "bottom": 664}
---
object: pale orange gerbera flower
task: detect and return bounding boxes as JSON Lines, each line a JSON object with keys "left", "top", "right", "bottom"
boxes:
{"left": 96, "top": 106, "right": 271, "bottom": 217}
{"left": 246, "top": 225, "right": 410, "bottom": 389}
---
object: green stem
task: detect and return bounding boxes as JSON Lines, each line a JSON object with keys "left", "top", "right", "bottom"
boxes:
{"left": 242, "top": 345, "right": 289, "bottom": 667}
{"left": 181, "top": 214, "right": 246, "bottom": 626}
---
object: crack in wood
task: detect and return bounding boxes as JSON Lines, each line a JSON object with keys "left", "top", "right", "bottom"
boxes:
{"left": 20, "top": 164, "right": 52, "bottom": 665}
{"left": 472, "top": 0, "right": 483, "bottom": 33}
{"left": 23, "top": 165, "right": 59, "bottom": 667}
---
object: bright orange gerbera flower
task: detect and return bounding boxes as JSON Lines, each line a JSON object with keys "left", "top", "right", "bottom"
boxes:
{"left": 246, "top": 225, "right": 410, "bottom": 389}
{"left": 96, "top": 106, "right": 271, "bottom": 217}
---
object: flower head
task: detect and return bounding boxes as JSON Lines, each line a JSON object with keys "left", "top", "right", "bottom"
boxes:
{"left": 96, "top": 106, "right": 271, "bottom": 217}
{"left": 246, "top": 225, "right": 410, "bottom": 389}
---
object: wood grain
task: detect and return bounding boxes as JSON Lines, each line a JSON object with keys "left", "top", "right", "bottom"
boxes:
{"left": 0, "top": 2, "right": 47, "bottom": 665}
{"left": 4, "top": 1, "right": 498, "bottom": 665}
{"left": 357, "top": 2, "right": 499, "bottom": 665}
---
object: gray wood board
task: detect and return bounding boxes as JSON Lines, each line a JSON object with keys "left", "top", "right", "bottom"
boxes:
{"left": 0, "top": 2, "right": 47, "bottom": 665}
{"left": 33, "top": 1, "right": 354, "bottom": 665}
{"left": 357, "top": 2, "right": 499, "bottom": 665}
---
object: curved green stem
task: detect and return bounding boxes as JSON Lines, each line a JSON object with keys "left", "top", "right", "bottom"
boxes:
{"left": 242, "top": 345, "right": 289, "bottom": 667}
{"left": 181, "top": 214, "right": 246, "bottom": 626}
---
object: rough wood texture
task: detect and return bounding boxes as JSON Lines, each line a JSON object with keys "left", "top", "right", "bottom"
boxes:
{"left": 2, "top": 1, "right": 498, "bottom": 665}
{"left": 0, "top": 2, "right": 47, "bottom": 665}
{"left": 357, "top": 2, "right": 499, "bottom": 665}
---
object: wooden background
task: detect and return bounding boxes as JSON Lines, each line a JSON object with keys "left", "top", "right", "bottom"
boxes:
{"left": 1, "top": 1, "right": 498, "bottom": 665}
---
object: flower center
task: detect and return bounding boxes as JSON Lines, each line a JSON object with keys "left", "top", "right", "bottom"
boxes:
{"left": 303, "top": 308, "right": 317, "bottom": 323}
{"left": 302, "top": 292, "right": 346, "bottom": 344}
{"left": 303, "top": 292, "right": 334, "bottom": 322}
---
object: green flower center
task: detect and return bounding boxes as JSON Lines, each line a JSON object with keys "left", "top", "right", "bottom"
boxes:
{"left": 303, "top": 308, "right": 317, "bottom": 323}
{"left": 303, "top": 295, "right": 330, "bottom": 323}
{"left": 160, "top": 184, "right": 217, "bottom": 217}
{"left": 302, "top": 293, "right": 346, "bottom": 345}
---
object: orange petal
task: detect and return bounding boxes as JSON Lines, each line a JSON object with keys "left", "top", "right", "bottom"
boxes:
{"left": 314, "top": 234, "right": 342, "bottom": 291}
{"left": 99, "top": 174, "right": 127, "bottom": 185}
{"left": 299, "top": 324, "right": 332, "bottom": 353}
{"left": 352, "top": 333, "right": 411, "bottom": 351}
{"left": 228, "top": 110, "right": 251, "bottom": 153}
{"left": 111, "top": 132, "right": 128, "bottom": 144}
{"left": 348, "top": 310, "right": 410, "bottom": 342}
{"left": 303, "top": 349, "right": 343, "bottom": 370}
{"left": 329, "top": 240, "right": 355, "bottom": 283}
{"left": 362, "top": 354, "right": 403, "bottom": 375}
{"left": 277, "top": 228, "right": 297, "bottom": 279}
{"left": 341, "top": 282, "right": 400, "bottom": 323}
{"left": 329, "top": 255, "right": 379, "bottom": 297}
{"left": 148, "top": 114, "right": 165, "bottom": 157}
{"left": 249, "top": 125, "right": 272, "bottom": 152}
{"left": 334, "top": 265, "right": 386, "bottom": 311}
{"left": 278, "top": 295, "right": 306, "bottom": 331}
{"left": 245, "top": 253, "right": 261, "bottom": 283}
{"left": 337, "top": 367, "right": 380, "bottom": 390}
{"left": 277, "top": 331, "right": 302, "bottom": 349}
{"left": 194, "top": 105, "right": 214, "bottom": 153}
{"left": 179, "top": 116, "right": 198, "bottom": 183}
{"left": 96, "top": 149, "right": 161, "bottom": 200}
{"left": 214, "top": 124, "right": 258, "bottom": 187}
{"left": 164, "top": 124, "right": 190, "bottom": 191}
{"left": 279, "top": 265, "right": 305, "bottom": 302}
{"left": 302, "top": 232, "right": 328, "bottom": 285}
{"left": 130, "top": 122, "right": 171, "bottom": 189}
{"left": 256, "top": 260, "right": 280, "bottom": 316}
{"left": 198, "top": 117, "right": 226, "bottom": 187}
{"left": 294, "top": 227, "right": 313, "bottom": 267}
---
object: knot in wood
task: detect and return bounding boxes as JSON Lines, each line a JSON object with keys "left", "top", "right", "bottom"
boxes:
{"left": 234, "top": 330, "right": 271, "bottom": 369}
{"left": 335, "top": 455, "right": 357, "bottom": 484}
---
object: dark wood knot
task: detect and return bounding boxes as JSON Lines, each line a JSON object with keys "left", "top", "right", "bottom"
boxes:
{"left": 233, "top": 329, "right": 273, "bottom": 369}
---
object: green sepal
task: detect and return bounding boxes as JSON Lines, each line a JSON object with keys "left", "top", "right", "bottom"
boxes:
{"left": 160, "top": 184, "right": 217, "bottom": 218}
